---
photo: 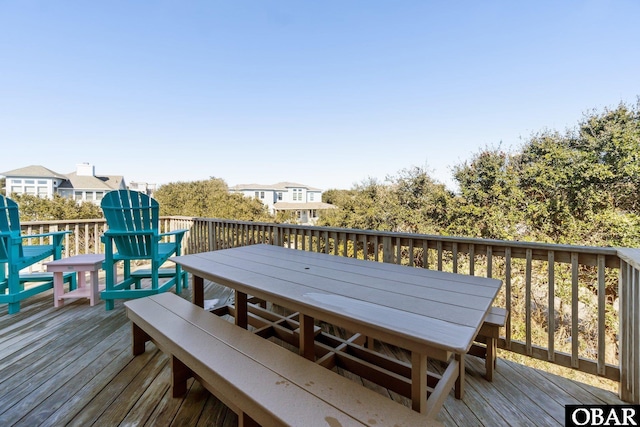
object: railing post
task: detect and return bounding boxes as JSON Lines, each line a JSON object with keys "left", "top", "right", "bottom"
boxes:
{"left": 617, "top": 249, "right": 640, "bottom": 403}
{"left": 382, "top": 236, "right": 393, "bottom": 263}
{"left": 273, "top": 225, "right": 281, "bottom": 247}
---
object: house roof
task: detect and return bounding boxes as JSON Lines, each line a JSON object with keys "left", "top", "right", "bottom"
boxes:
{"left": 1, "top": 165, "right": 67, "bottom": 180}
{"left": 58, "top": 172, "right": 124, "bottom": 191}
{"left": 2, "top": 164, "right": 125, "bottom": 191}
{"left": 231, "top": 182, "right": 322, "bottom": 191}
{"left": 273, "top": 202, "right": 337, "bottom": 211}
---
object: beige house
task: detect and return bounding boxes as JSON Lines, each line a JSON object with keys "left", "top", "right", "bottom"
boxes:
{"left": 1, "top": 163, "right": 126, "bottom": 204}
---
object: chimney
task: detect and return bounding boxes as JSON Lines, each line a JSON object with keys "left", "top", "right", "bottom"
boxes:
{"left": 76, "top": 162, "right": 95, "bottom": 176}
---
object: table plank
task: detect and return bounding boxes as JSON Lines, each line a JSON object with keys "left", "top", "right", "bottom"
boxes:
{"left": 200, "top": 250, "right": 487, "bottom": 326}
{"left": 216, "top": 248, "right": 496, "bottom": 309}
{"left": 244, "top": 244, "right": 500, "bottom": 294}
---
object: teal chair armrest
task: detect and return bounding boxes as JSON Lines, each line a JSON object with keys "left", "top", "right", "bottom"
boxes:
{"left": 103, "top": 230, "right": 155, "bottom": 237}
{"left": 158, "top": 229, "right": 187, "bottom": 238}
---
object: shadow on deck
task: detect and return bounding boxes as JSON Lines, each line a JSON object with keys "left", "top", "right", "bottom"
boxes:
{"left": 0, "top": 280, "right": 625, "bottom": 427}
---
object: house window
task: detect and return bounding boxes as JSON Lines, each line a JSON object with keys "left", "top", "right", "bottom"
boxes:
{"left": 254, "top": 192, "right": 259, "bottom": 199}
{"left": 37, "top": 180, "right": 47, "bottom": 185}
{"left": 260, "top": 191, "right": 265, "bottom": 199}
{"left": 25, "top": 179, "right": 35, "bottom": 184}
{"left": 277, "top": 192, "right": 283, "bottom": 201}
{"left": 25, "top": 186, "right": 36, "bottom": 194}
{"left": 296, "top": 210, "right": 301, "bottom": 219}
{"left": 311, "top": 209, "right": 317, "bottom": 218}
{"left": 95, "top": 192, "right": 104, "bottom": 201}
{"left": 293, "top": 189, "right": 302, "bottom": 201}
{"left": 37, "top": 187, "right": 48, "bottom": 197}
{"left": 74, "top": 191, "right": 83, "bottom": 201}
{"left": 11, "top": 186, "right": 21, "bottom": 194}
{"left": 11, "top": 179, "right": 22, "bottom": 184}
{"left": 309, "top": 193, "right": 314, "bottom": 201}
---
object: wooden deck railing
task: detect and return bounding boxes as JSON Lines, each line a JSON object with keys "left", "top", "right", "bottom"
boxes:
{"left": 19, "top": 216, "right": 640, "bottom": 403}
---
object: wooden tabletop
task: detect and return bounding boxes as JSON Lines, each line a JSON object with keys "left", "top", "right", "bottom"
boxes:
{"left": 172, "top": 244, "right": 503, "bottom": 355}
{"left": 45, "top": 254, "right": 105, "bottom": 269}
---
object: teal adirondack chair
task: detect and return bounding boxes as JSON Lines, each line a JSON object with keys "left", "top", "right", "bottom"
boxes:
{"left": 100, "top": 190, "right": 187, "bottom": 310}
{"left": 0, "top": 195, "right": 75, "bottom": 314}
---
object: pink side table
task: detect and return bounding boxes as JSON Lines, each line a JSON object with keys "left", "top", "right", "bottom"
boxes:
{"left": 46, "top": 254, "right": 105, "bottom": 307}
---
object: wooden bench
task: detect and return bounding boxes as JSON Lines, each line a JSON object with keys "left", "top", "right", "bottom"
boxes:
{"left": 125, "top": 293, "right": 442, "bottom": 427}
{"left": 468, "top": 306, "right": 508, "bottom": 381}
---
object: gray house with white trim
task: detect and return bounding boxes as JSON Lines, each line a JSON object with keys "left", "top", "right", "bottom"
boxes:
{"left": 229, "top": 182, "right": 336, "bottom": 224}
{"left": 1, "top": 163, "right": 126, "bottom": 204}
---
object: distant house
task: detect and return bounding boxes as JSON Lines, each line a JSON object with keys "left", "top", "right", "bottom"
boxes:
{"left": 128, "top": 181, "right": 157, "bottom": 197}
{"left": 229, "top": 182, "right": 336, "bottom": 224}
{"left": 1, "top": 163, "right": 126, "bottom": 204}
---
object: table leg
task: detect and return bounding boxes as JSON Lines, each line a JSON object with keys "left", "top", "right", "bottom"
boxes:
{"left": 90, "top": 269, "right": 99, "bottom": 306}
{"left": 235, "top": 290, "right": 248, "bottom": 329}
{"left": 299, "top": 314, "right": 315, "bottom": 360}
{"left": 78, "top": 269, "right": 87, "bottom": 290}
{"left": 411, "top": 352, "right": 427, "bottom": 414}
{"left": 53, "top": 272, "right": 64, "bottom": 308}
{"left": 193, "top": 275, "right": 204, "bottom": 308}
{"left": 455, "top": 353, "right": 465, "bottom": 399}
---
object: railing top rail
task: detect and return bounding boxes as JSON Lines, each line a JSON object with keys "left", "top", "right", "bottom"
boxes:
{"left": 188, "top": 216, "right": 621, "bottom": 257}
{"left": 617, "top": 248, "right": 640, "bottom": 270}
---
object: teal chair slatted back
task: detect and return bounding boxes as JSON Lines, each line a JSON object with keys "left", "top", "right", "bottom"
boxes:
{"left": 0, "top": 194, "right": 70, "bottom": 314}
{"left": 0, "top": 195, "right": 23, "bottom": 262}
{"left": 101, "top": 190, "right": 159, "bottom": 258}
{"left": 99, "top": 189, "right": 187, "bottom": 311}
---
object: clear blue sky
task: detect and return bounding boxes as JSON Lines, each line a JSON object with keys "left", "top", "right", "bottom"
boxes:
{"left": 2, "top": 1, "right": 639, "bottom": 191}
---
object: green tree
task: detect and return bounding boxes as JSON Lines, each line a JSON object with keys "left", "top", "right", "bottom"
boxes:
{"left": 318, "top": 178, "right": 396, "bottom": 231}
{"left": 517, "top": 100, "right": 640, "bottom": 244}
{"left": 450, "top": 146, "right": 525, "bottom": 239}
{"left": 574, "top": 101, "right": 640, "bottom": 213}
{"left": 319, "top": 168, "right": 452, "bottom": 234}
{"left": 13, "top": 194, "right": 103, "bottom": 221}
{"left": 154, "top": 178, "right": 272, "bottom": 221}
{"left": 385, "top": 167, "right": 452, "bottom": 234}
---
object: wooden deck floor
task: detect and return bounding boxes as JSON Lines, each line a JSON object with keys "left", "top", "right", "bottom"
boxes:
{"left": 0, "top": 280, "right": 625, "bottom": 427}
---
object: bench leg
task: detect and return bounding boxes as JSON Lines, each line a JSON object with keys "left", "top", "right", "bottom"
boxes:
{"left": 132, "top": 323, "right": 150, "bottom": 356}
{"left": 172, "top": 355, "right": 194, "bottom": 397}
{"left": 486, "top": 336, "right": 496, "bottom": 382}
{"left": 455, "top": 353, "right": 465, "bottom": 399}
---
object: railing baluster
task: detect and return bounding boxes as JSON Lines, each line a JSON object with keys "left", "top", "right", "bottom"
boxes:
{"left": 408, "top": 239, "right": 415, "bottom": 267}
{"left": 452, "top": 242, "right": 458, "bottom": 273}
{"left": 548, "top": 251, "right": 555, "bottom": 362}
{"left": 505, "top": 247, "right": 512, "bottom": 350}
{"left": 526, "top": 248, "right": 532, "bottom": 356}
{"left": 571, "top": 252, "right": 580, "bottom": 369}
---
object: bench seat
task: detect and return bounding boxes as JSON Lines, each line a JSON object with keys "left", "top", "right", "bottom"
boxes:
{"left": 125, "top": 293, "right": 442, "bottom": 427}
{"left": 469, "top": 306, "right": 508, "bottom": 381}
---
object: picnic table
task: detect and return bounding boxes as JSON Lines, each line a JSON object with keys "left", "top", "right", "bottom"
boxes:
{"left": 172, "top": 244, "right": 504, "bottom": 417}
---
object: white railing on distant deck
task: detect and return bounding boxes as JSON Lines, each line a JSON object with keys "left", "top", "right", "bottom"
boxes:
{"left": 20, "top": 216, "right": 640, "bottom": 403}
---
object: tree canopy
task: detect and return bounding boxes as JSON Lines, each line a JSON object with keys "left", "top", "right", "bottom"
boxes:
{"left": 11, "top": 194, "right": 103, "bottom": 221}
{"left": 153, "top": 177, "right": 272, "bottom": 222}
{"left": 321, "top": 100, "right": 640, "bottom": 247}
